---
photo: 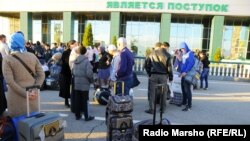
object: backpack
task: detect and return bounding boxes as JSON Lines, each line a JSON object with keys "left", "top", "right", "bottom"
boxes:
{"left": 193, "top": 57, "right": 203, "bottom": 74}
{"left": 184, "top": 58, "right": 201, "bottom": 85}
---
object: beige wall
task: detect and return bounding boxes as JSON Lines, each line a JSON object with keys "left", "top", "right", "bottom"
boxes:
{"left": 0, "top": 0, "right": 249, "bottom": 16}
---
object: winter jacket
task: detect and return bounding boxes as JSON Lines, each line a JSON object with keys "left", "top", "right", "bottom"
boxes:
{"left": 180, "top": 43, "right": 195, "bottom": 73}
{"left": 110, "top": 53, "right": 121, "bottom": 81}
{"left": 72, "top": 55, "right": 93, "bottom": 91}
{"left": 117, "top": 47, "right": 134, "bottom": 80}
{"left": 202, "top": 56, "right": 210, "bottom": 68}
{"left": 98, "top": 51, "right": 112, "bottom": 69}
{"left": 145, "top": 47, "right": 173, "bottom": 81}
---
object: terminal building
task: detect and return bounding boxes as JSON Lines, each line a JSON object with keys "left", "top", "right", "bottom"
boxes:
{"left": 0, "top": 0, "right": 249, "bottom": 62}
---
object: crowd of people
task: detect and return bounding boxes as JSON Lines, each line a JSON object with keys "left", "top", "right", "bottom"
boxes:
{"left": 0, "top": 31, "right": 211, "bottom": 124}
{"left": 0, "top": 32, "right": 137, "bottom": 122}
{"left": 145, "top": 41, "right": 210, "bottom": 113}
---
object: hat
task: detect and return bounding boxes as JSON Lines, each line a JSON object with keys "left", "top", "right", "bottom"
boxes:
{"left": 108, "top": 44, "right": 116, "bottom": 52}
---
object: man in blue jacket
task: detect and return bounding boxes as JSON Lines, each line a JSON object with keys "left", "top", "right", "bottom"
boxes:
{"left": 179, "top": 42, "right": 195, "bottom": 111}
{"left": 116, "top": 37, "right": 134, "bottom": 95}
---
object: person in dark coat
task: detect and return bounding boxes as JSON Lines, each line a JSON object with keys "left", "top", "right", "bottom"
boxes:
{"left": 34, "top": 41, "right": 45, "bottom": 59}
{"left": 59, "top": 40, "right": 77, "bottom": 107}
{"left": 0, "top": 53, "right": 7, "bottom": 116}
{"left": 97, "top": 46, "right": 112, "bottom": 87}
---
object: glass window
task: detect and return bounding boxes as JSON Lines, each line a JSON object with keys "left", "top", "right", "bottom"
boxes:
{"left": 222, "top": 18, "right": 250, "bottom": 60}
{"left": 32, "top": 13, "right": 63, "bottom": 44}
{"left": 33, "top": 20, "right": 42, "bottom": 43}
{"left": 0, "top": 13, "right": 20, "bottom": 38}
{"left": 74, "top": 13, "right": 110, "bottom": 45}
{"left": 170, "top": 15, "right": 212, "bottom": 52}
{"left": 50, "top": 20, "right": 63, "bottom": 44}
{"left": 121, "top": 13, "right": 160, "bottom": 56}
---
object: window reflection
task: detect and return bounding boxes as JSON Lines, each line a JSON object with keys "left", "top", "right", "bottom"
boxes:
{"left": 74, "top": 13, "right": 110, "bottom": 45}
{"left": 170, "top": 16, "right": 211, "bottom": 53}
{"left": 32, "top": 13, "right": 63, "bottom": 44}
{"left": 222, "top": 18, "right": 250, "bottom": 60}
{"left": 0, "top": 14, "right": 20, "bottom": 38}
{"left": 121, "top": 13, "right": 160, "bottom": 56}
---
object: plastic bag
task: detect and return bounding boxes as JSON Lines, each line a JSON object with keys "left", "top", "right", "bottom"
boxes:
{"left": 167, "top": 82, "right": 174, "bottom": 98}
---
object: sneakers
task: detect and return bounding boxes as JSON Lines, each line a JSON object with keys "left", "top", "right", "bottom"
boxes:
{"left": 182, "top": 106, "right": 191, "bottom": 111}
{"left": 145, "top": 109, "right": 153, "bottom": 114}
{"left": 204, "top": 88, "right": 208, "bottom": 90}
{"left": 85, "top": 116, "right": 95, "bottom": 121}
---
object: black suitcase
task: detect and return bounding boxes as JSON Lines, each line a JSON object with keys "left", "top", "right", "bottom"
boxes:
{"left": 94, "top": 87, "right": 111, "bottom": 105}
{"left": 45, "top": 77, "right": 60, "bottom": 90}
{"left": 133, "top": 84, "right": 171, "bottom": 141}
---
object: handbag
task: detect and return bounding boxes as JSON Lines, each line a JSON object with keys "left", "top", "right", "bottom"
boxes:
{"left": 184, "top": 70, "right": 200, "bottom": 85}
{"left": 184, "top": 58, "right": 201, "bottom": 85}
{"left": 131, "top": 72, "right": 140, "bottom": 88}
{"left": 12, "top": 54, "right": 36, "bottom": 78}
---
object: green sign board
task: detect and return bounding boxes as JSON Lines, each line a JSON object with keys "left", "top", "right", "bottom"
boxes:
{"left": 107, "top": 1, "right": 228, "bottom": 12}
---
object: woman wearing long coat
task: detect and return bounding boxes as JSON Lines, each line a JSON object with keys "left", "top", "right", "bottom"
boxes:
{"left": 2, "top": 32, "right": 45, "bottom": 117}
{"left": 59, "top": 40, "right": 77, "bottom": 107}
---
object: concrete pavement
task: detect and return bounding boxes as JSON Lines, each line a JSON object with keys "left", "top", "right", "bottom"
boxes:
{"left": 40, "top": 76, "right": 250, "bottom": 141}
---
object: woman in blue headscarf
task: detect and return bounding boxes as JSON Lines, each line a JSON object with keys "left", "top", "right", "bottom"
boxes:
{"left": 2, "top": 31, "right": 45, "bottom": 117}
{"left": 179, "top": 42, "right": 195, "bottom": 112}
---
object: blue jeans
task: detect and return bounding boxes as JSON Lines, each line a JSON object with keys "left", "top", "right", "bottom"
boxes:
{"left": 116, "top": 78, "right": 133, "bottom": 96}
{"left": 200, "top": 68, "right": 209, "bottom": 88}
{"left": 181, "top": 77, "right": 192, "bottom": 107}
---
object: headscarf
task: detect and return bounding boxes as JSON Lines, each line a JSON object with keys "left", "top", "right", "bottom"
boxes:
{"left": 180, "top": 42, "right": 191, "bottom": 64}
{"left": 9, "top": 32, "right": 27, "bottom": 53}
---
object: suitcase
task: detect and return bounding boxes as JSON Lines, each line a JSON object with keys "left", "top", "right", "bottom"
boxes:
{"left": 170, "top": 73, "right": 183, "bottom": 105}
{"left": 107, "top": 115, "right": 133, "bottom": 141}
{"left": 107, "top": 82, "right": 133, "bottom": 114}
{"left": 93, "top": 87, "right": 111, "bottom": 105}
{"left": 45, "top": 77, "right": 60, "bottom": 90}
{"left": 106, "top": 81, "right": 133, "bottom": 141}
{"left": 133, "top": 84, "right": 171, "bottom": 141}
{"left": 169, "top": 92, "right": 183, "bottom": 105}
{"left": 14, "top": 85, "right": 65, "bottom": 141}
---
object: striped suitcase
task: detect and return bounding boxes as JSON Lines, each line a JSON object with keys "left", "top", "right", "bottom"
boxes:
{"left": 169, "top": 92, "right": 183, "bottom": 105}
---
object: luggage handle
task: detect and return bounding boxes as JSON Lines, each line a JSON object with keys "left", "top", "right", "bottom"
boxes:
{"left": 153, "top": 84, "right": 165, "bottom": 125}
{"left": 113, "top": 81, "right": 125, "bottom": 95}
{"left": 26, "top": 85, "right": 41, "bottom": 117}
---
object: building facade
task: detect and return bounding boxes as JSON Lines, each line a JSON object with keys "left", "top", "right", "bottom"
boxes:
{"left": 0, "top": 0, "right": 250, "bottom": 61}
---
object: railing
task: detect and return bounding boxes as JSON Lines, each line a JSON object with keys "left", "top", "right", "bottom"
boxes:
{"left": 133, "top": 56, "right": 146, "bottom": 74}
{"left": 133, "top": 57, "right": 250, "bottom": 79}
{"left": 209, "top": 61, "right": 250, "bottom": 79}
